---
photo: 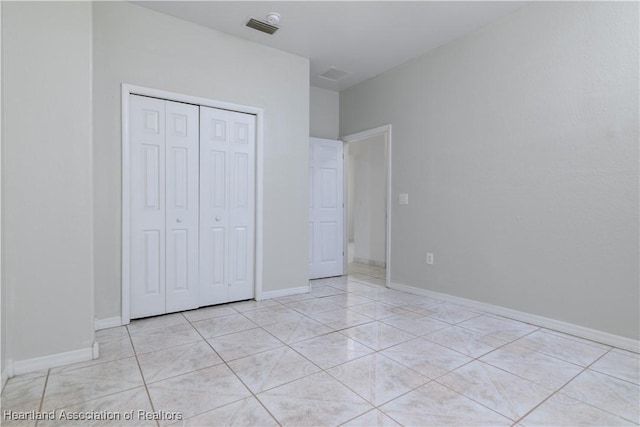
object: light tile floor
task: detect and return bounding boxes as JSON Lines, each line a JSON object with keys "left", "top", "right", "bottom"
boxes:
{"left": 2, "top": 266, "right": 639, "bottom": 426}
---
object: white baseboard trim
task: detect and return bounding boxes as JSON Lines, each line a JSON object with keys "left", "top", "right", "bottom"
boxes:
{"left": 390, "top": 282, "right": 640, "bottom": 353}
{"left": 95, "top": 316, "right": 123, "bottom": 330}
{"left": 1, "top": 360, "right": 13, "bottom": 390}
{"left": 12, "top": 345, "right": 96, "bottom": 376}
{"left": 259, "top": 285, "right": 310, "bottom": 301}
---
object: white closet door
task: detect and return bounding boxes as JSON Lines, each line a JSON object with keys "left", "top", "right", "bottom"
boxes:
{"left": 199, "top": 107, "right": 255, "bottom": 305}
{"left": 227, "top": 111, "right": 256, "bottom": 301}
{"left": 165, "top": 100, "right": 199, "bottom": 313}
{"left": 130, "top": 95, "right": 166, "bottom": 318}
{"left": 130, "top": 95, "right": 199, "bottom": 318}
{"left": 309, "top": 137, "right": 344, "bottom": 279}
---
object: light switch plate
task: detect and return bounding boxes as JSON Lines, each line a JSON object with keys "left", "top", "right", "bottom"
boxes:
{"left": 399, "top": 193, "right": 409, "bottom": 205}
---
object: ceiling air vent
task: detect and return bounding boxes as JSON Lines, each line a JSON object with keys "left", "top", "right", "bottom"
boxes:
{"left": 318, "top": 67, "right": 351, "bottom": 82}
{"left": 246, "top": 18, "right": 279, "bottom": 35}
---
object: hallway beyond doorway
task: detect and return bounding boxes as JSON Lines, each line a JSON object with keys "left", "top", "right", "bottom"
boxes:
{"left": 348, "top": 261, "right": 386, "bottom": 287}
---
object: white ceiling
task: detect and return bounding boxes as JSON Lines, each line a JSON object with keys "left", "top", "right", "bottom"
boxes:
{"left": 135, "top": 1, "right": 525, "bottom": 91}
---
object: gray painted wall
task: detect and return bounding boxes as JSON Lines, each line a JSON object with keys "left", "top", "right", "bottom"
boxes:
{"left": 310, "top": 86, "right": 339, "bottom": 139}
{"left": 340, "top": 2, "right": 639, "bottom": 339}
{"left": 2, "top": 2, "right": 95, "bottom": 361}
{"left": 0, "top": 0, "right": 4, "bottom": 382}
{"left": 93, "top": 2, "right": 310, "bottom": 320}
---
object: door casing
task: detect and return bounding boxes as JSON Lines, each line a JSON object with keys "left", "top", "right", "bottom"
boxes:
{"left": 121, "top": 84, "right": 265, "bottom": 325}
{"left": 341, "top": 125, "right": 393, "bottom": 288}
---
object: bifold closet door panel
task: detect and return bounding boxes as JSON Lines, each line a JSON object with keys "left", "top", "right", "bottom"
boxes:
{"left": 227, "top": 111, "right": 256, "bottom": 302}
{"left": 164, "top": 100, "right": 199, "bottom": 313}
{"left": 130, "top": 95, "right": 166, "bottom": 318}
{"left": 130, "top": 95, "right": 199, "bottom": 318}
{"left": 199, "top": 106, "right": 256, "bottom": 305}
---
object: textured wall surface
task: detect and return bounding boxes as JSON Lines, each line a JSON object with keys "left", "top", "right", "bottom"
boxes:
{"left": 341, "top": 2, "right": 639, "bottom": 339}
{"left": 93, "top": 2, "right": 310, "bottom": 320}
{"left": 2, "top": 2, "right": 94, "bottom": 360}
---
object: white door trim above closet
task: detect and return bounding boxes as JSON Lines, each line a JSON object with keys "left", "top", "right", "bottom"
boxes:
{"left": 121, "top": 84, "right": 265, "bottom": 325}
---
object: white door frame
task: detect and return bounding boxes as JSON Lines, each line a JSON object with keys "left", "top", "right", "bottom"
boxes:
{"left": 341, "top": 125, "right": 392, "bottom": 287}
{"left": 121, "top": 84, "right": 265, "bottom": 325}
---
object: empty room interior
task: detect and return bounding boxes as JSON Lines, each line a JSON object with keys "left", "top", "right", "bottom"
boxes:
{"left": 1, "top": 1, "right": 639, "bottom": 426}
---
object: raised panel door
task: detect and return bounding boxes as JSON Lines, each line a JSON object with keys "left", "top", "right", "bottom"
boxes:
{"left": 130, "top": 95, "right": 166, "bottom": 317}
{"left": 165, "top": 100, "right": 199, "bottom": 313}
{"left": 309, "top": 138, "right": 344, "bottom": 279}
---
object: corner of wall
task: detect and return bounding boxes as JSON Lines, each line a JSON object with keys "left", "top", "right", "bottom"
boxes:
{"left": 3, "top": 1, "right": 95, "bottom": 367}
{"left": 310, "top": 86, "right": 340, "bottom": 140}
{"left": 0, "top": 0, "right": 8, "bottom": 388}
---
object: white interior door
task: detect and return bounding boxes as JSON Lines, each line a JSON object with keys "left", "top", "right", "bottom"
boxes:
{"left": 130, "top": 95, "right": 167, "bottom": 318}
{"left": 130, "top": 95, "right": 199, "bottom": 318}
{"left": 164, "top": 100, "right": 199, "bottom": 313}
{"left": 309, "top": 137, "right": 344, "bottom": 279}
{"left": 199, "top": 106, "right": 256, "bottom": 305}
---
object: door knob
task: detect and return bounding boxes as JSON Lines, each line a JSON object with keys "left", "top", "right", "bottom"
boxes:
{"left": 176, "top": 218, "right": 182, "bottom": 223}
{"left": 215, "top": 216, "right": 221, "bottom": 222}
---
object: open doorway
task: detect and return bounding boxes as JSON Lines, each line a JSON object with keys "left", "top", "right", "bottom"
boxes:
{"left": 342, "top": 125, "right": 392, "bottom": 287}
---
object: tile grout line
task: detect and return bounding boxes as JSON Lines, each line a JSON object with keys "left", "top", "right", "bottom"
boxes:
{"left": 368, "top": 325, "right": 543, "bottom": 424}
{"left": 427, "top": 326, "right": 577, "bottom": 423}
{"left": 281, "top": 324, "right": 379, "bottom": 424}
{"left": 223, "top": 288, "right": 408, "bottom": 425}
{"left": 538, "top": 328, "right": 620, "bottom": 351}
{"left": 511, "top": 346, "right": 619, "bottom": 425}
{"left": 366, "top": 323, "right": 560, "bottom": 425}
{"left": 412, "top": 336, "right": 524, "bottom": 423}
{"left": 27, "top": 350, "right": 157, "bottom": 425}
{"left": 550, "top": 347, "right": 640, "bottom": 424}
{"left": 373, "top": 380, "right": 434, "bottom": 426}
{"left": 588, "top": 353, "right": 640, "bottom": 386}
{"left": 293, "top": 288, "right": 635, "bottom": 426}
{"left": 270, "top": 283, "right": 541, "bottom": 424}
{"left": 11, "top": 273, "right": 636, "bottom": 427}
{"left": 126, "top": 322, "right": 161, "bottom": 427}
{"left": 282, "top": 299, "right": 439, "bottom": 425}
{"left": 432, "top": 375, "right": 522, "bottom": 424}
{"left": 147, "top": 310, "right": 275, "bottom": 424}
{"left": 476, "top": 330, "right": 612, "bottom": 392}
{"left": 34, "top": 369, "right": 50, "bottom": 427}
{"left": 187, "top": 312, "right": 284, "bottom": 426}
{"left": 318, "top": 276, "right": 638, "bottom": 425}
{"left": 139, "top": 299, "right": 637, "bottom": 427}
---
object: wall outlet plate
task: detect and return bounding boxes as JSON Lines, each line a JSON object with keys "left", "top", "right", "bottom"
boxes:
{"left": 426, "top": 252, "right": 434, "bottom": 265}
